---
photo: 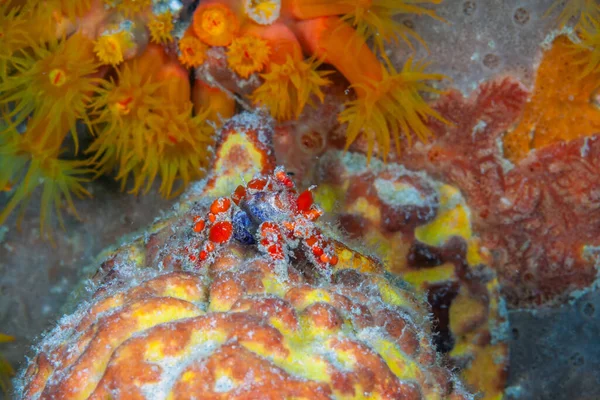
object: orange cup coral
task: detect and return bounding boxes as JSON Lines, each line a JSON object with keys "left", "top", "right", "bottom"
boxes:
{"left": 178, "top": 34, "right": 209, "bottom": 68}
{"left": 193, "top": 2, "right": 240, "bottom": 47}
{"left": 226, "top": 34, "right": 271, "bottom": 78}
{"left": 297, "top": 16, "right": 448, "bottom": 161}
{"left": 246, "top": 22, "right": 332, "bottom": 120}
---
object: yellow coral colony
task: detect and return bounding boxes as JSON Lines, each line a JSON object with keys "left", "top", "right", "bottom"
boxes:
{"left": 0, "top": 0, "right": 448, "bottom": 232}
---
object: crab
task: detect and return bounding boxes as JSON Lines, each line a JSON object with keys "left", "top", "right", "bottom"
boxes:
{"left": 188, "top": 166, "right": 338, "bottom": 270}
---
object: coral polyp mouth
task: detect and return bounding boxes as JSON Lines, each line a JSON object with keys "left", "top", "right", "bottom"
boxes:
{"left": 48, "top": 68, "right": 67, "bottom": 87}
{"left": 202, "top": 9, "right": 227, "bottom": 36}
{"left": 114, "top": 96, "right": 134, "bottom": 115}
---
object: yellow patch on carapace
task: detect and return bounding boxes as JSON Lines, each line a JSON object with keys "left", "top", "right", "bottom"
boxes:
{"left": 181, "top": 370, "right": 195, "bottom": 383}
{"left": 282, "top": 349, "right": 330, "bottom": 383}
{"left": 261, "top": 275, "right": 289, "bottom": 298}
{"left": 293, "top": 289, "right": 332, "bottom": 311}
{"left": 503, "top": 35, "right": 600, "bottom": 162}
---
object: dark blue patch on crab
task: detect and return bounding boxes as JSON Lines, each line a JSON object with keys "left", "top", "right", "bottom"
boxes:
{"left": 232, "top": 210, "right": 256, "bottom": 245}
{"left": 244, "top": 192, "right": 279, "bottom": 224}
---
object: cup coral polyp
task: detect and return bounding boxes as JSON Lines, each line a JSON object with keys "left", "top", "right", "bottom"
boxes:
{"left": 93, "top": 30, "right": 135, "bottom": 66}
{"left": 247, "top": 22, "right": 332, "bottom": 120}
{"left": 0, "top": 124, "right": 92, "bottom": 233}
{"left": 147, "top": 11, "right": 174, "bottom": 44}
{"left": 252, "top": 54, "right": 331, "bottom": 121}
{"left": 193, "top": 2, "right": 240, "bottom": 47}
{"left": 547, "top": 0, "right": 600, "bottom": 29}
{"left": 0, "top": 33, "right": 100, "bottom": 153}
{"left": 245, "top": 0, "right": 281, "bottom": 24}
{"left": 88, "top": 61, "right": 164, "bottom": 173}
{"left": 288, "top": 0, "right": 444, "bottom": 55}
{"left": 226, "top": 34, "right": 272, "bottom": 79}
{"left": 178, "top": 34, "right": 209, "bottom": 68}
{"left": 297, "top": 16, "right": 448, "bottom": 161}
{"left": 89, "top": 47, "right": 214, "bottom": 198}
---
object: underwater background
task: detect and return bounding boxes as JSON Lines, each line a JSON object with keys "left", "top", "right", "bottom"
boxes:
{"left": 1, "top": 0, "right": 600, "bottom": 399}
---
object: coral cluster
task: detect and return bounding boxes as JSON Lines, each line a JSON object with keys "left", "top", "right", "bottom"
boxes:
{"left": 0, "top": 0, "right": 219, "bottom": 234}
{"left": 0, "top": 0, "right": 448, "bottom": 235}
{"left": 16, "top": 115, "right": 472, "bottom": 400}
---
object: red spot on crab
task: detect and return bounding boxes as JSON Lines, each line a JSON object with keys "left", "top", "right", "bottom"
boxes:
{"left": 304, "top": 208, "right": 322, "bottom": 221}
{"left": 296, "top": 190, "right": 313, "bottom": 212}
{"left": 193, "top": 219, "right": 206, "bottom": 233}
{"left": 209, "top": 221, "right": 233, "bottom": 243}
{"left": 268, "top": 243, "right": 284, "bottom": 259}
{"left": 248, "top": 178, "right": 267, "bottom": 190}
{"left": 232, "top": 185, "right": 247, "bottom": 205}
{"left": 211, "top": 197, "right": 231, "bottom": 214}
{"left": 275, "top": 170, "right": 294, "bottom": 188}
